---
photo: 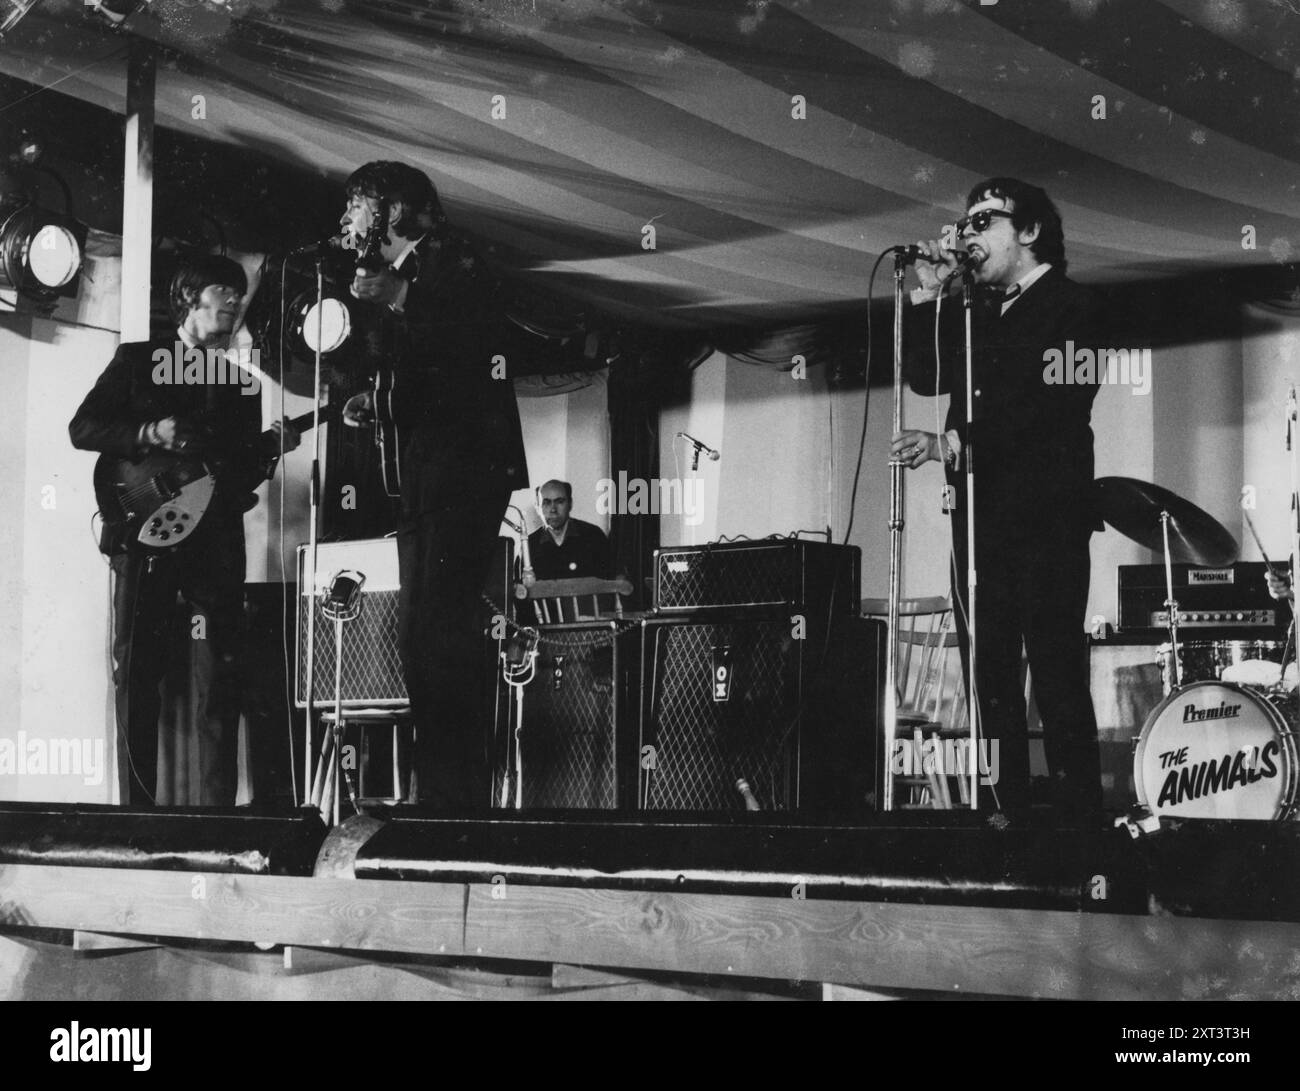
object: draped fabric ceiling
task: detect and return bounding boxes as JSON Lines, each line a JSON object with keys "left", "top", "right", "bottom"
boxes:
{"left": 1, "top": 0, "right": 1298, "bottom": 333}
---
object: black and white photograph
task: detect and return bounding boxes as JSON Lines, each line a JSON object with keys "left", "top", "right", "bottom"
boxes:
{"left": 0, "top": 0, "right": 1296, "bottom": 1036}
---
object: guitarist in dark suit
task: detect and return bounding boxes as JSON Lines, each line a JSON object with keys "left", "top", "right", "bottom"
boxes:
{"left": 69, "top": 254, "right": 300, "bottom": 805}
{"left": 891, "top": 178, "right": 1105, "bottom": 821}
{"left": 338, "top": 161, "right": 527, "bottom": 809}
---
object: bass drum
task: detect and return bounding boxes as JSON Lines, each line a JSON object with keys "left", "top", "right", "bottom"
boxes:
{"left": 1134, "top": 681, "right": 1298, "bottom": 820}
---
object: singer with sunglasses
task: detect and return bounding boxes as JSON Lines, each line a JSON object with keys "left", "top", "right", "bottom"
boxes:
{"left": 890, "top": 178, "right": 1107, "bottom": 821}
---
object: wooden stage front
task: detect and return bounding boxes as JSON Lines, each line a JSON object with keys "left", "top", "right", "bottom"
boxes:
{"left": 1, "top": 803, "right": 1298, "bottom": 1001}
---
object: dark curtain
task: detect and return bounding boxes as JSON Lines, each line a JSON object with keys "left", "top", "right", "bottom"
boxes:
{"left": 607, "top": 364, "right": 660, "bottom": 612}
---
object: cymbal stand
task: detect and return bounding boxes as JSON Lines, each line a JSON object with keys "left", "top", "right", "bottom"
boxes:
{"left": 1159, "top": 510, "right": 1182, "bottom": 689}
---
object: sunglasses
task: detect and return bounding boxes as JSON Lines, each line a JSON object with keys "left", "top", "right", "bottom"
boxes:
{"left": 955, "top": 209, "right": 1015, "bottom": 235}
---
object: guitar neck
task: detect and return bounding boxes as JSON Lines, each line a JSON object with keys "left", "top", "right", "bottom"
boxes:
{"left": 282, "top": 405, "right": 339, "bottom": 435}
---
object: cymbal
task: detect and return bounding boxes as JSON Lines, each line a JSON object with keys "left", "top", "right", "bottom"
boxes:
{"left": 1095, "top": 477, "right": 1239, "bottom": 566}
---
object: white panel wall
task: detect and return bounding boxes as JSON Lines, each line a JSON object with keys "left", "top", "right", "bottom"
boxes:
{"left": 2, "top": 315, "right": 117, "bottom": 803}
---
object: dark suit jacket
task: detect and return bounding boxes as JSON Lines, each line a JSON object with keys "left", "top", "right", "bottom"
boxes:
{"left": 904, "top": 266, "right": 1105, "bottom": 540}
{"left": 528, "top": 517, "right": 613, "bottom": 579}
{"left": 371, "top": 230, "right": 528, "bottom": 516}
{"left": 69, "top": 335, "right": 269, "bottom": 554}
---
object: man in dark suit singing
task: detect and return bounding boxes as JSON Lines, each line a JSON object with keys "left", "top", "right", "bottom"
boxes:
{"left": 892, "top": 177, "right": 1105, "bottom": 820}
{"left": 339, "top": 161, "right": 527, "bottom": 809}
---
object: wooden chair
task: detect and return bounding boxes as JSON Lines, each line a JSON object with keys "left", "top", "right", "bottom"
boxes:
{"left": 514, "top": 576, "right": 634, "bottom": 623}
{"left": 860, "top": 595, "right": 970, "bottom": 809}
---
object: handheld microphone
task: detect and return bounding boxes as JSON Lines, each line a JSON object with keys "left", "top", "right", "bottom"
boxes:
{"left": 288, "top": 235, "right": 344, "bottom": 256}
{"left": 891, "top": 244, "right": 977, "bottom": 269}
{"left": 677, "top": 432, "right": 720, "bottom": 461}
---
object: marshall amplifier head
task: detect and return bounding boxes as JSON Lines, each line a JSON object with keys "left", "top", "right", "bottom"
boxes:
{"left": 653, "top": 540, "right": 860, "bottom": 617}
{"left": 1117, "top": 562, "right": 1287, "bottom": 636}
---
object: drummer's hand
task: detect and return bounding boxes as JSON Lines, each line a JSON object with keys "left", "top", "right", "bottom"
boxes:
{"left": 1266, "top": 570, "right": 1294, "bottom": 603}
{"left": 891, "top": 429, "right": 939, "bottom": 470}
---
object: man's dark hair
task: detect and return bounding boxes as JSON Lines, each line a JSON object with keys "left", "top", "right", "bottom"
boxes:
{"left": 344, "top": 160, "right": 445, "bottom": 239}
{"left": 168, "top": 254, "right": 247, "bottom": 327}
{"left": 538, "top": 479, "right": 573, "bottom": 503}
{"left": 966, "top": 177, "right": 1066, "bottom": 273}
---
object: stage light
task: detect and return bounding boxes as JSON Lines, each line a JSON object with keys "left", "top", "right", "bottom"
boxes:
{"left": 0, "top": 203, "right": 87, "bottom": 306}
{"left": 286, "top": 288, "right": 354, "bottom": 358}
{"left": 12, "top": 129, "right": 41, "bottom": 166}
{"left": 0, "top": 0, "right": 43, "bottom": 37}
{"left": 84, "top": 0, "right": 149, "bottom": 28}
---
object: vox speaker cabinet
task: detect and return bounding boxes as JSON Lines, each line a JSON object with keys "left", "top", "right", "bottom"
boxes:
{"left": 498, "top": 620, "right": 639, "bottom": 810}
{"left": 636, "top": 614, "right": 884, "bottom": 813}
{"left": 653, "top": 540, "right": 861, "bottom": 618}
{"left": 297, "top": 536, "right": 513, "bottom": 710}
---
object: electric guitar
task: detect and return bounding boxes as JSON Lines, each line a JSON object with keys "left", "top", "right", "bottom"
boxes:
{"left": 93, "top": 405, "right": 336, "bottom": 550}
{"left": 352, "top": 199, "right": 403, "bottom": 498}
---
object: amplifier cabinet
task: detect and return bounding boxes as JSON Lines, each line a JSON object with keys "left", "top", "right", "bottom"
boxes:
{"left": 636, "top": 615, "right": 883, "bottom": 813}
{"left": 1117, "top": 561, "right": 1286, "bottom": 636}
{"left": 653, "top": 540, "right": 860, "bottom": 616}
{"left": 296, "top": 539, "right": 406, "bottom": 709}
{"left": 498, "top": 620, "right": 638, "bottom": 810}
{"left": 296, "top": 537, "right": 514, "bottom": 710}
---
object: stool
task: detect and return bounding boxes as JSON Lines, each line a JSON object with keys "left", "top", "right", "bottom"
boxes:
{"left": 317, "top": 708, "right": 414, "bottom": 811}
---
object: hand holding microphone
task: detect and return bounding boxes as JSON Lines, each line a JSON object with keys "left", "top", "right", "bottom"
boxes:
{"left": 902, "top": 239, "right": 976, "bottom": 292}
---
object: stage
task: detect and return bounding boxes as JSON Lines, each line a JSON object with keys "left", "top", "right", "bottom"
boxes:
{"left": 2, "top": 803, "right": 1298, "bottom": 1002}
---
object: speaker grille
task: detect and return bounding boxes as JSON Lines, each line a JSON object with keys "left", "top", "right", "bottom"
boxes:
{"left": 640, "top": 619, "right": 799, "bottom": 810}
{"left": 296, "top": 590, "right": 407, "bottom": 707}
{"left": 495, "top": 622, "right": 628, "bottom": 809}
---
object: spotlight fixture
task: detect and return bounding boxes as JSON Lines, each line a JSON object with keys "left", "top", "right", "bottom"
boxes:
{"left": 0, "top": 0, "right": 42, "bottom": 37}
{"left": 286, "top": 288, "right": 354, "bottom": 358}
{"left": 11, "top": 129, "right": 41, "bottom": 166}
{"left": 0, "top": 202, "right": 87, "bottom": 307}
{"left": 84, "top": 0, "right": 149, "bottom": 28}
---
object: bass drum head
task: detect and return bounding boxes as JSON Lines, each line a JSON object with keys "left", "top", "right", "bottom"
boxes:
{"left": 1134, "top": 681, "right": 1297, "bottom": 820}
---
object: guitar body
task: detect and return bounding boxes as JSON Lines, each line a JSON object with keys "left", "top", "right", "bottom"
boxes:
{"left": 93, "top": 406, "right": 334, "bottom": 551}
{"left": 354, "top": 199, "right": 404, "bottom": 499}
{"left": 374, "top": 367, "right": 402, "bottom": 498}
{"left": 94, "top": 451, "right": 217, "bottom": 549}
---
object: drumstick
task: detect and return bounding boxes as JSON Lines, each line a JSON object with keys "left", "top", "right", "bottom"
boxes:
{"left": 1242, "top": 507, "right": 1285, "bottom": 578}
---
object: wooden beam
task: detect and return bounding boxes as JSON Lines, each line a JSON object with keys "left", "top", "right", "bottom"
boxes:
{"left": 461, "top": 882, "right": 1300, "bottom": 1001}
{"left": 120, "top": 39, "right": 154, "bottom": 343}
{"left": 0, "top": 865, "right": 464, "bottom": 955}
{"left": 5, "top": 864, "right": 1300, "bottom": 999}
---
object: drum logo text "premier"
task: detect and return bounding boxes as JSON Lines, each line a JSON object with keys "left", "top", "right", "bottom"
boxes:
{"left": 1181, "top": 700, "right": 1242, "bottom": 723}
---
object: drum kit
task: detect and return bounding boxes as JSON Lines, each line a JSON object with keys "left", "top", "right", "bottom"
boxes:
{"left": 1097, "top": 477, "right": 1298, "bottom": 821}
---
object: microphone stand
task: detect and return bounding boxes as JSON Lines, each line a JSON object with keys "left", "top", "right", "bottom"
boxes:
{"left": 1289, "top": 386, "right": 1299, "bottom": 698}
{"left": 883, "top": 250, "right": 906, "bottom": 811}
{"left": 300, "top": 254, "right": 326, "bottom": 806}
{"left": 961, "top": 268, "right": 979, "bottom": 809}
